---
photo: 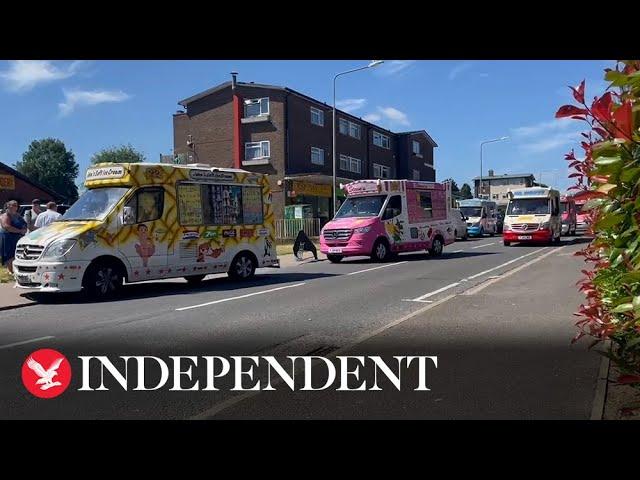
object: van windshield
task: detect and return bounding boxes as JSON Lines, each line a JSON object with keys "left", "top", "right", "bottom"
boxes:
{"left": 62, "top": 187, "right": 129, "bottom": 221}
{"left": 460, "top": 206, "right": 482, "bottom": 218}
{"left": 507, "top": 198, "right": 550, "bottom": 215}
{"left": 335, "top": 195, "right": 386, "bottom": 218}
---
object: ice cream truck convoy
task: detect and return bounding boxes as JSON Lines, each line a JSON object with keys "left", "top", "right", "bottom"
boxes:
{"left": 320, "top": 179, "right": 455, "bottom": 262}
{"left": 13, "top": 163, "right": 279, "bottom": 298}
{"left": 13, "top": 164, "right": 581, "bottom": 298}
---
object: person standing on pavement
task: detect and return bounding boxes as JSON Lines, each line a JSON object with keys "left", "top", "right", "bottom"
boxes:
{"left": 24, "top": 198, "right": 43, "bottom": 233}
{"left": 0, "top": 200, "right": 28, "bottom": 274}
{"left": 34, "top": 202, "right": 62, "bottom": 230}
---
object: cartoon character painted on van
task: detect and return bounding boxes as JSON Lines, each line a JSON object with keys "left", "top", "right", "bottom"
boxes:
{"left": 12, "top": 163, "right": 279, "bottom": 297}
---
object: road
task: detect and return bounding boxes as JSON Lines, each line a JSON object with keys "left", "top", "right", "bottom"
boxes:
{"left": 0, "top": 235, "right": 599, "bottom": 419}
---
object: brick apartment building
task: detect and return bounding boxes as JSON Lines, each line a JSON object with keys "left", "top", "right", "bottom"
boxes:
{"left": 172, "top": 73, "right": 437, "bottom": 226}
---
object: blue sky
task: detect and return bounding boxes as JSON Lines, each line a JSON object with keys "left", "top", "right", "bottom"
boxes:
{"left": 0, "top": 60, "right": 612, "bottom": 193}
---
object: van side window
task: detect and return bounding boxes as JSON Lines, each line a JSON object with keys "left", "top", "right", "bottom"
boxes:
{"left": 418, "top": 192, "right": 433, "bottom": 218}
{"left": 126, "top": 187, "right": 164, "bottom": 223}
{"left": 383, "top": 195, "right": 402, "bottom": 220}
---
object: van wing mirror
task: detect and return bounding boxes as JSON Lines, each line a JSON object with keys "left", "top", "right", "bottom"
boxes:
{"left": 122, "top": 206, "right": 135, "bottom": 225}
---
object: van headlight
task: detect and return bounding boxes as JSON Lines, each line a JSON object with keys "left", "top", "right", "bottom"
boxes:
{"left": 539, "top": 222, "right": 550, "bottom": 230}
{"left": 354, "top": 226, "right": 372, "bottom": 234}
{"left": 41, "top": 239, "right": 76, "bottom": 260}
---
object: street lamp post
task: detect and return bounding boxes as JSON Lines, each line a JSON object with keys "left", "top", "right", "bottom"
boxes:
{"left": 479, "top": 136, "right": 509, "bottom": 198}
{"left": 332, "top": 60, "right": 384, "bottom": 217}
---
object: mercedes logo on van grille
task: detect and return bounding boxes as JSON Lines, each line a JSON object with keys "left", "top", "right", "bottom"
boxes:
{"left": 21, "top": 247, "right": 30, "bottom": 259}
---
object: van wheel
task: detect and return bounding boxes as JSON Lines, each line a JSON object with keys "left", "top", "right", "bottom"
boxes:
{"left": 83, "top": 260, "right": 123, "bottom": 300}
{"left": 185, "top": 274, "right": 206, "bottom": 285}
{"left": 504, "top": 240, "right": 511, "bottom": 246}
{"left": 228, "top": 252, "right": 257, "bottom": 280}
{"left": 429, "top": 237, "right": 444, "bottom": 257}
{"left": 462, "top": 231, "right": 468, "bottom": 241}
{"left": 489, "top": 228, "right": 495, "bottom": 237}
{"left": 371, "top": 239, "right": 391, "bottom": 262}
{"left": 327, "top": 254, "right": 343, "bottom": 263}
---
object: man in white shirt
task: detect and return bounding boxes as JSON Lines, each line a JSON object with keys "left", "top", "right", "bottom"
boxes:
{"left": 34, "top": 202, "right": 62, "bottom": 229}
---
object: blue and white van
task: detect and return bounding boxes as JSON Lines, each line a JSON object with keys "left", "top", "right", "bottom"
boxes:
{"left": 457, "top": 199, "right": 498, "bottom": 237}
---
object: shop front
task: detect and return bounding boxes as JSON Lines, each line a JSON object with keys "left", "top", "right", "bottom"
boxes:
{"left": 284, "top": 175, "right": 349, "bottom": 227}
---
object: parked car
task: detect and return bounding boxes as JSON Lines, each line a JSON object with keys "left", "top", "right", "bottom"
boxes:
{"left": 451, "top": 208, "right": 469, "bottom": 240}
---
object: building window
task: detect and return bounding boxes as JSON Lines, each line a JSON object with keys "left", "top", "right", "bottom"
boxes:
{"left": 244, "top": 98, "right": 269, "bottom": 117}
{"left": 412, "top": 140, "right": 421, "bottom": 156}
{"left": 310, "top": 107, "right": 324, "bottom": 126}
{"left": 373, "top": 163, "right": 390, "bottom": 179}
{"left": 311, "top": 147, "right": 324, "bottom": 166}
{"left": 339, "top": 118, "right": 361, "bottom": 139}
{"left": 349, "top": 122, "right": 361, "bottom": 139}
{"left": 412, "top": 169, "right": 420, "bottom": 180}
{"left": 373, "top": 131, "right": 390, "bottom": 149}
{"left": 339, "top": 118, "right": 349, "bottom": 135}
{"left": 492, "top": 194, "right": 499, "bottom": 200}
{"left": 339, "top": 154, "right": 361, "bottom": 174}
{"left": 350, "top": 157, "right": 361, "bottom": 173}
{"left": 339, "top": 154, "right": 349, "bottom": 171}
{"left": 245, "top": 141, "right": 270, "bottom": 161}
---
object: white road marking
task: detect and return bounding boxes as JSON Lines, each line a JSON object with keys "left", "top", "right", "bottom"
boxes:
{"left": 465, "top": 248, "right": 546, "bottom": 280}
{"left": 402, "top": 299, "right": 433, "bottom": 303}
{"left": 462, "top": 246, "right": 563, "bottom": 296}
{"left": 452, "top": 249, "right": 464, "bottom": 253}
{"left": 411, "top": 282, "right": 460, "bottom": 302}
{"left": 0, "top": 336, "right": 55, "bottom": 350}
{"left": 175, "top": 283, "right": 306, "bottom": 311}
{"left": 471, "top": 242, "right": 498, "bottom": 249}
{"left": 346, "top": 261, "right": 408, "bottom": 276}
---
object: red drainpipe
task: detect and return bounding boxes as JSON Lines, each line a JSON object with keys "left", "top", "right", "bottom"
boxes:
{"left": 231, "top": 72, "right": 242, "bottom": 169}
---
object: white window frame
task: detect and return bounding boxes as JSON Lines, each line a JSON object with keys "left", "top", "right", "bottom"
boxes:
{"left": 244, "top": 97, "right": 269, "bottom": 117}
{"left": 412, "top": 140, "right": 422, "bottom": 156}
{"left": 349, "top": 157, "right": 361, "bottom": 174}
{"left": 339, "top": 154, "right": 349, "bottom": 171}
{"left": 310, "top": 107, "right": 324, "bottom": 126}
{"left": 244, "top": 140, "right": 270, "bottom": 161}
{"left": 349, "top": 122, "right": 361, "bottom": 139}
{"left": 339, "top": 118, "right": 349, "bottom": 135}
{"left": 373, "top": 131, "right": 390, "bottom": 149}
{"left": 310, "top": 147, "right": 324, "bottom": 166}
{"left": 373, "top": 163, "right": 390, "bottom": 179}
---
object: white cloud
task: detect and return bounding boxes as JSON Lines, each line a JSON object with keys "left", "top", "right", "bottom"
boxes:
{"left": 449, "top": 62, "right": 473, "bottom": 80}
{"left": 511, "top": 118, "right": 577, "bottom": 138}
{"left": 363, "top": 113, "right": 382, "bottom": 123}
{"left": 519, "top": 131, "right": 582, "bottom": 154}
{"left": 378, "top": 106, "right": 410, "bottom": 126}
{"left": 58, "top": 89, "right": 131, "bottom": 116}
{"left": 381, "top": 60, "right": 415, "bottom": 76}
{"left": 336, "top": 98, "right": 367, "bottom": 113}
{"left": 0, "top": 60, "right": 84, "bottom": 92}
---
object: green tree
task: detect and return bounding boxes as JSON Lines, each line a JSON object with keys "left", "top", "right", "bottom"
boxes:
{"left": 443, "top": 178, "right": 460, "bottom": 194}
{"left": 15, "top": 138, "right": 79, "bottom": 202}
{"left": 91, "top": 144, "right": 146, "bottom": 164}
{"left": 460, "top": 183, "right": 473, "bottom": 199}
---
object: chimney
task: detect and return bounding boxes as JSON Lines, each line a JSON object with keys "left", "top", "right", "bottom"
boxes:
{"left": 231, "top": 71, "right": 238, "bottom": 90}
{"left": 488, "top": 169, "right": 494, "bottom": 177}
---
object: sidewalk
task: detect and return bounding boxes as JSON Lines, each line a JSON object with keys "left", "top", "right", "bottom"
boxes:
{"left": 0, "top": 281, "right": 37, "bottom": 311}
{"left": 213, "top": 244, "right": 603, "bottom": 419}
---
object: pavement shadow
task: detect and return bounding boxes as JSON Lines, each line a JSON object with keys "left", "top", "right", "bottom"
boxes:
{"left": 23, "top": 271, "right": 339, "bottom": 306}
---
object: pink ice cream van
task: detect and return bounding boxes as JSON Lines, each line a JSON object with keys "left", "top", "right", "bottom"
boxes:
{"left": 320, "top": 179, "right": 456, "bottom": 263}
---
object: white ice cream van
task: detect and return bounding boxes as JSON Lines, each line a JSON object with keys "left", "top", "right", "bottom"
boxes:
{"left": 13, "top": 163, "right": 279, "bottom": 299}
{"left": 502, "top": 187, "right": 561, "bottom": 246}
